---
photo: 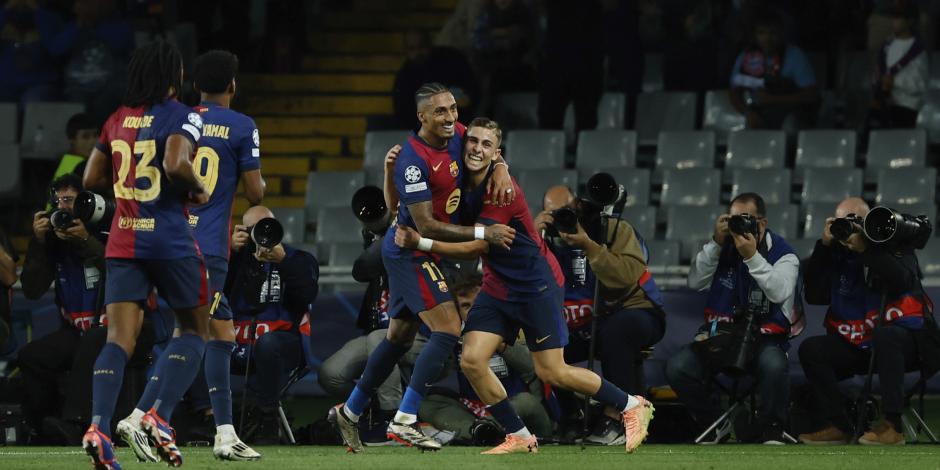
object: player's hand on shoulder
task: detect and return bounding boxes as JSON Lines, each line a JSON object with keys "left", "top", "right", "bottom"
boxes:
{"left": 487, "top": 165, "right": 514, "bottom": 207}
{"left": 32, "top": 211, "right": 51, "bottom": 242}
{"left": 484, "top": 224, "right": 516, "bottom": 250}
{"left": 232, "top": 225, "right": 250, "bottom": 252}
{"left": 394, "top": 224, "right": 420, "bottom": 249}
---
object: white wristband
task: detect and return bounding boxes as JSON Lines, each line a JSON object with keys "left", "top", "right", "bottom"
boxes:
{"left": 474, "top": 226, "right": 485, "bottom": 240}
{"left": 417, "top": 237, "right": 434, "bottom": 252}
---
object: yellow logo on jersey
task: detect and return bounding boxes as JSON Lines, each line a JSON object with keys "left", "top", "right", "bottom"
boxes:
{"left": 445, "top": 188, "right": 461, "bottom": 214}
{"left": 188, "top": 214, "right": 199, "bottom": 227}
{"left": 449, "top": 161, "right": 459, "bottom": 177}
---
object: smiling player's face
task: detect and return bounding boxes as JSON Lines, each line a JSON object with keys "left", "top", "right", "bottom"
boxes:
{"left": 419, "top": 92, "right": 458, "bottom": 141}
{"left": 463, "top": 126, "right": 500, "bottom": 174}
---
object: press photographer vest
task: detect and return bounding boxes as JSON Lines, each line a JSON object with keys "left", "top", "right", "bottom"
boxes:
{"left": 53, "top": 245, "right": 102, "bottom": 332}
{"left": 551, "top": 228, "right": 665, "bottom": 331}
{"left": 824, "top": 250, "right": 932, "bottom": 348}
{"left": 703, "top": 231, "right": 802, "bottom": 339}
{"left": 230, "top": 245, "right": 301, "bottom": 345}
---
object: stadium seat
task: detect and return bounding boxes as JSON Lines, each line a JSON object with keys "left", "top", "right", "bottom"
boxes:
{"left": 0, "top": 144, "right": 20, "bottom": 199}
{"left": 655, "top": 130, "right": 716, "bottom": 170}
{"left": 703, "top": 90, "right": 746, "bottom": 145}
{"left": 327, "top": 242, "right": 362, "bottom": 266}
{"left": 916, "top": 90, "right": 940, "bottom": 144}
{"left": 563, "top": 92, "right": 627, "bottom": 142}
{"left": 876, "top": 167, "right": 936, "bottom": 206}
{"left": 580, "top": 167, "right": 650, "bottom": 207}
{"left": 801, "top": 168, "right": 863, "bottom": 203}
{"left": 665, "top": 205, "right": 725, "bottom": 260}
{"left": 363, "top": 130, "right": 410, "bottom": 185}
{"left": 796, "top": 130, "right": 857, "bottom": 168}
{"left": 801, "top": 203, "right": 837, "bottom": 239}
{"left": 920, "top": 240, "right": 940, "bottom": 276}
{"left": 0, "top": 104, "right": 15, "bottom": 143}
{"left": 634, "top": 92, "right": 697, "bottom": 146}
{"left": 575, "top": 130, "right": 637, "bottom": 170}
{"left": 516, "top": 168, "right": 578, "bottom": 214}
{"left": 305, "top": 170, "right": 366, "bottom": 219}
{"left": 645, "top": 240, "right": 680, "bottom": 268}
{"left": 930, "top": 51, "right": 940, "bottom": 90}
{"left": 724, "top": 130, "right": 786, "bottom": 169}
{"left": 621, "top": 206, "right": 657, "bottom": 241}
{"left": 315, "top": 206, "right": 361, "bottom": 244}
{"left": 660, "top": 168, "right": 721, "bottom": 206}
{"left": 765, "top": 204, "right": 799, "bottom": 239}
{"left": 271, "top": 207, "right": 306, "bottom": 245}
{"left": 730, "top": 169, "right": 792, "bottom": 205}
{"left": 494, "top": 92, "right": 539, "bottom": 130}
{"left": 787, "top": 238, "right": 817, "bottom": 260}
{"left": 21, "top": 102, "right": 86, "bottom": 159}
{"left": 504, "top": 130, "right": 565, "bottom": 169}
{"left": 643, "top": 53, "right": 664, "bottom": 92}
{"left": 866, "top": 129, "right": 926, "bottom": 169}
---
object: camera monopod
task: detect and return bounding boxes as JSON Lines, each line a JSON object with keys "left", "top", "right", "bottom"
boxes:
{"left": 854, "top": 282, "right": 887, "bottom": 443}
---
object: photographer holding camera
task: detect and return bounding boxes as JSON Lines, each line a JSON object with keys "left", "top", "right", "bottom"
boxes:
{"left": 665, "top": 193, "right": 802, "bottom": 445}
{"left": 534, "top": 185, "right": 666, "bottom": 445}
{"left": 226, "top": 205, "right": 319, "bottom": 442}
{"left": 798, "top": 197, "right": 936, "bottom": 445}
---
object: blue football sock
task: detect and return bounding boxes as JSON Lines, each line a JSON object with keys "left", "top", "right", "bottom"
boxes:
{"left": 91, "top": 343, "right": 128, "bottom": 438}
{"left": 399, "top": 332, "right": 458, "bottom": 416}
{"left": 345, "top": 338, "right": 410, "bottom": 417}
{"left": 134, "top": 346, "right": 168, "bottom": 412}
{"left": 487, "top": 398, "right": 526, "bottom": 434}
{"left": 205, "top": 340, "right": 236, "bottom": 427}
{"left": 154, "top": 334, "right": 206, "bottom": 419}
{"left": 593, "top": 378, "right": 630, "bottom": 411}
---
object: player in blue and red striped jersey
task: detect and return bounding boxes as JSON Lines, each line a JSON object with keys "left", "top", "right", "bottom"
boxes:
{"left": 395, "top": 117, "right": 654, "bottom": 455}
{"left": 331, "top": 83, "right": 517, "bottom": 452}
{"left": 80, "top": 42, "right": 210, "bottom": 470}
{"left": 117, "top": 50, "right": 265, "bottom": 463}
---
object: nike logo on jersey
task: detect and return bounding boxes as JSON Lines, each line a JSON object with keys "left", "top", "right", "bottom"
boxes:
{"left": 432, "top": 161, "right": 443, "bottom": 172}
{"left": 536, "top": 335, "right": 551, "bottom": 344}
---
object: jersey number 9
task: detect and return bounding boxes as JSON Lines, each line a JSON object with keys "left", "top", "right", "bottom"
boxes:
{"left": 193, "top": 147, "right": 220, "bottom": 196}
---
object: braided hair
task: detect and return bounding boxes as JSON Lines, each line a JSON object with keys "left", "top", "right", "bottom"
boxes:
{"left": 123, "top": 42, "right": 183, "bottom": 108}
{"left": 413, "top": 82, "right": 451, "bottom": 108}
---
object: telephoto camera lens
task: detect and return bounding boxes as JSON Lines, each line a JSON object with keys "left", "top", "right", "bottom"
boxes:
{"left": 73, "top": 191, "right": 116, "bottom": 227}
{"left": 351, "top": 185, "right": 390, "bottom": 233}
{"left": 551, "top": 207, "right": 579, "bottom": 234}
{"left": 250, "top": 217, "right": 284, "bottom": 249}
{"left": 829, "top": 216, "right": 862, "bottom": 242}
{"left": 49, "top": 209, "right": 75, "bottom": 230}
{"left": 863, "top": 206, "right": 933, "bottom": 249}
{"left": 586, "top": 172, "right": 623, "bottom": 207}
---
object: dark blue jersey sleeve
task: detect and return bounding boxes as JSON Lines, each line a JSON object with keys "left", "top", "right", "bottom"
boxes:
{"left": 236, "top": 117, "right": 261, "bottom": 173}
{"left": 172, "top": 105, "right": 203, "bottom": 147}
{"left": 395, "top": 148, "right": 432, "bottom": 206}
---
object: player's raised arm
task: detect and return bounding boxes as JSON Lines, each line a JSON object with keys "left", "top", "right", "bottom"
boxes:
{"left": 242, "top": 170, "right": 265, "bottom": 206}
{"left": 394, "top": 224, "right": 488, "bottom": 259}
{"left": 409, "top": 201, "right": 515, "bottom": 250}
{"left": 383, "top": 144, "right": 402, "bottom": 212}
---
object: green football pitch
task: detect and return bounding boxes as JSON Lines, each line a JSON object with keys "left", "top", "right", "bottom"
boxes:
{"left": 2, "top": 445, "right": 939, "bottom": 470}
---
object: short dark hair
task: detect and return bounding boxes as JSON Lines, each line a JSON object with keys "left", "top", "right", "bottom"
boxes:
{"left": 66, "top": 113, "right": 97, "bottom": 139}
{"left": 51, "top": 173, "right": 83, "bottom": 194}
{"left": 414, "top": 82, "right": 451, "bottom": 108}
{"left": 730, "top": 192, "right": 766, "bottom": 217}
{"left": 450, "top": 271, "right": 483, "bottom": 296}
{"left": 123, "top": 42, "right": 183, "bottom": 108}
{"left": 193, "top": 50, "right": 239, "bottom": 94}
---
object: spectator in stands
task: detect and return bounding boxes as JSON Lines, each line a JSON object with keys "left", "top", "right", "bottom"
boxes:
{"left": 0, "top": 0, "right": 61, "bottom": 105}
{"left": 728, "top": 10, "right": 819, "bottom": 132}
{"left": 49, "top": 113, "right": 98, "bottom": 187}
{"left": 666, "top": 193, "right": 803, "bottom": 444}
{"left": 866, "top": 4, "right": 927, "bottom": 129}
{"left": 533, "top": 185, "right": 666, "bottom": 445}
{"left": 418, "top": 272, "right": 553, "bottom": 445}
{"left": 470, "top": 0, "right": 537, "bottom": 114}
{"left": 18, "top": 173, "right": 106, "bottom": 443}
{"left": 48, "top": 0, "right": 133, "bottom": 123}
{"left": 537, "top": 0, "right": 603, "bottom": 135}
{"left": 0, "top": 225, "right": 16, "bottom": 354}
{"left": 435, "top": 0, "right": 485, "bottom": 54}
{"left": 392, "top": 30, "right": 480, "bottom": 130}
{"left": 226, "top": 206, "right": 319, "bottom": 443}
{"left": 798, "top": 197, "right": 937, "bottom": 445}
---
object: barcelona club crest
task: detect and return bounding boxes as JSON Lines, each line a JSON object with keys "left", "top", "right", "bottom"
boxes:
{"left": 438, "top": 281, "right": 449, "bottom": 293}
{"left": 449, "top": 161, "right": 459, "bottom": 178}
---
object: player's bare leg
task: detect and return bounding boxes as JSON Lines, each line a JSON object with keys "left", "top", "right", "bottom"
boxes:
{"left": 384, "top": 302, "right": 461, "bottom": 451}
{"left": 461, "top": 331, "right": 538, "bottom": 455}
{"left": 208, "top": 318, "right": 260, "bottom": 460}
{"left": 333, "top": 317, "right": 419, "bottom": 452}
{"left": 531, "top": 348, "right": 653, "bottom": 453}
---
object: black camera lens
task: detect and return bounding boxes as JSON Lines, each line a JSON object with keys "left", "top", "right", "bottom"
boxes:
{"left": 551, "top": 207, "right": 579, "bottom": 234}
{"left": 864, "top": 206, "right": 933, "bottom": 249}
{"left": 728, "top": 214, "right": 759, "bottom": 237}
{"left": 351, "top": 185, "right": 390, "bottom": 233}
{"left": 250, "top": 217, "right": 284, "bottom": 249}
{"left": 829, "top": 217, "right": 860, "bottom": 242}
{"left": 49, "top": 209, "right": 75, "bottom": 230}
{"left": 586, "top": 172, "right": 622, "bottom": 207}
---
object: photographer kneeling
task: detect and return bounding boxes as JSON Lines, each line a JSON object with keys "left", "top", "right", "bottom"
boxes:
{"left": 798, "top": 198, "right": 936, "bottom": 445}
{"left": 665, "top": 193, "right": 802, "bottom": 444}
{"left": 227, "top": 206, "right": 319, "bottom": 442}
{"left": 534, "top": 185, "right": 666, "bottom": 445}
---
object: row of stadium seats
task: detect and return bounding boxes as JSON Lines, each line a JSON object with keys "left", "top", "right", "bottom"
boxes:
{"left": 363, "top": 127, "right": 930, "bottom": 185}
{"left": 1, "top": 102, "right": 86, "bottom": 159}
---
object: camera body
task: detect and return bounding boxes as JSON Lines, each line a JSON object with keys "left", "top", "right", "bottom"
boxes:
{"left": 550, "top": 207, "right": 579, "bottom": 234}
{"left": 48, "top": 209, "right": 76, "bottom": 230}
{"left": 728, "top": 214, "right": 760, "bottom": 237}
{"left": 830, "top": 214, "right": 863, "bottom": 242}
